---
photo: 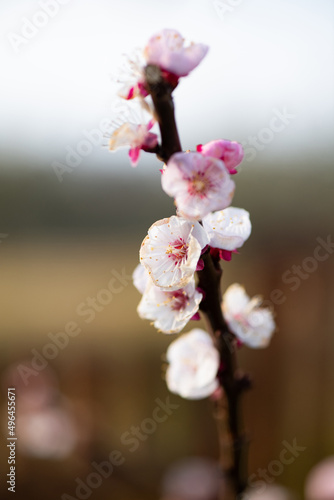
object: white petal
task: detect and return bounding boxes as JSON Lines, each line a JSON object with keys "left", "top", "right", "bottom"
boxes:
{"left": 165, "top": 329, "right": 220, "bottom": 400}
{"left": 139, "top": 216, "right": 206, "bottom": 291}
{"left": 222, "top": 284, "right": 276, "bottom": 349}
{"left": 163, "top": 152, "right": 235, "bottom": 221}
{"left": 144, "top": 29, "right": 208, "bottom": 77}
{"left": 137, "top": 279, "right": 202, "bottom": 334}
{"left": 191, "top": 221, "right": 210, "bottom": 248}
{"left": 222, "top": 284, "right": 250, "bottom": 317}
{"left": 132, "top": 264, "right": 149, "bottom": 294}
{"left": 109, "top": 123, "right": 136, "bottom": 151}
{"left": 202, "top": 207, "right": 251, "bottom": 250}
{"left": 167, "top": 365, "right": 219, "bottom": 400}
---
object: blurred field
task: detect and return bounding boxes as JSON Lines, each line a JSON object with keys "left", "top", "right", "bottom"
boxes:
{"left": 0, "top": 164, "right": 334, "bottom": 499}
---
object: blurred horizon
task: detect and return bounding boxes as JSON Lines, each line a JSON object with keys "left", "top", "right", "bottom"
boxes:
{"left": 1, "top": 0, "right": 334, "bottom": 171}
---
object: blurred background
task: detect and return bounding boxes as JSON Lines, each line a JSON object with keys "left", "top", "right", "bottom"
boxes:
{"left": 1, "top": 0, "right": 334, "bottom": 499}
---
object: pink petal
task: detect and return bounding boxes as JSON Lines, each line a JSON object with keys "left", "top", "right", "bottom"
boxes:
{"left": 129, "top": 147, "right": 141, "bottom": 167}
{"left": 147, "top": 119, "right": 155, "bottom": 131}
{"left": 196, "top": 258, "right": 204, "bottom": 271}
{"left": 209, "top": 247, "right": 220, "bottom": 260}
{"left": 191, "top": 312, "right": 201, "bottom": 321}
{"left": 160, "top": 70, "right": 180, "bottom": 89}
{"left": 142, "top": 132, "right": 158, "bottom": 150}
{"left": 162, "top": 151, "right": 235, "bottom": 220}
{"left": 145, "top": 29, "right": 209, "bottom": 77}
{"left": 126, "top": 86, "right": 135, "bottom": 100}
{"left": 211, "top": 248, "right": 238, "bottom": 261}
{"left": 164, "top": 43, "right": 209, "bottom": 77}
{"left": 223, "top": 142, "right": 244, "bottom": 173}
{"left": 123, "top": 83, "right": 148, "bottom": 101}
{"left": 219, "top": 249, "right": 233, "bottom": 261}
{"left": 200, "top": 139, "right": 244, "bottom": 174}
{"left": 229, "top": 168, "right": 238, "bottom": 175}
{"left": 137, "top": 82, "right": 148, "bottom": 97}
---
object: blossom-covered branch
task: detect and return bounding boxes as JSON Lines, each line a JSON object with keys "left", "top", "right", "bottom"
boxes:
{"left": 109, "top": 28, "right": 276, "bottom": 500}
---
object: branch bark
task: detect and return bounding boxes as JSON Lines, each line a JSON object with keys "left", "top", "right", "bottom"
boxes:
{"left": 144, "top": 65, "right": 182, "bottom": 163}
{"left": 145, "top": 64, "right": 248, "bottom": 499}
{"left": 197, "top": 251, "right": 249, "bottom": 497}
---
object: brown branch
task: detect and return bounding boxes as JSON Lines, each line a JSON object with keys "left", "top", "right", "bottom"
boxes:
{"left": 144, "top": 64, "right": 248, "bottom": 499}
{"left": 197, "top": 251, "right": 249, "bottom": 497}
{"left": 144, "top": 65, "right": 182, "bottom": 163}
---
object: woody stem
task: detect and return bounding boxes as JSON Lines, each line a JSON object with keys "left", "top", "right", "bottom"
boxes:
{"left": 145, "top": 65, "right": 248, "bottom": 499}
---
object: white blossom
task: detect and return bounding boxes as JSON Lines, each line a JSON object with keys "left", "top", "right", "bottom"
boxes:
{"left": 140, "top": 216, "right": 209, "bottom": 291}
{"left": 202, "top": 207, "right": 251, "bottom": 251}
{"left": 144, "top": 29, "right": 209, "bottom": 77}
{"left": 166, "top": 329, "right": 220, "bottom": 399}
{"left": 109, "top": 120, "right": 158, "bottom": 166}
{"left": 162, "top": 152, "right": 235, "bottom": 221}
{"left": 222, "top": 284, "right": 275, "bottom": 348}
{"left": 117, "top": 30, "right": 208, "bottom": 101}
{"left": 115, "top": 48, "right": 148, "bottom": 101}
{"left": 137, "top": 278, "right": 202, "bottom": 334}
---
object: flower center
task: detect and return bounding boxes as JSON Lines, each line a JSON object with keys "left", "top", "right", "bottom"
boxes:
{"left": 234, "top": 312, "right": 256, "bottom": 335}
{"left": 169, "top": 290, "right": 189, "bottom": 312}
{"left": 188, "top": 172, "right": 211, "bottom": 198}
{"left": 166, "top": 238, "right": 188, "bottom": 263}
{"left": 193, "top": 179, "right": 206, "bottom": 192}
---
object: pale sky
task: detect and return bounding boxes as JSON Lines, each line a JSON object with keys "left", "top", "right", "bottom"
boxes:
{"left": 1, "top": 0, "right": 333, "bottom": 173}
